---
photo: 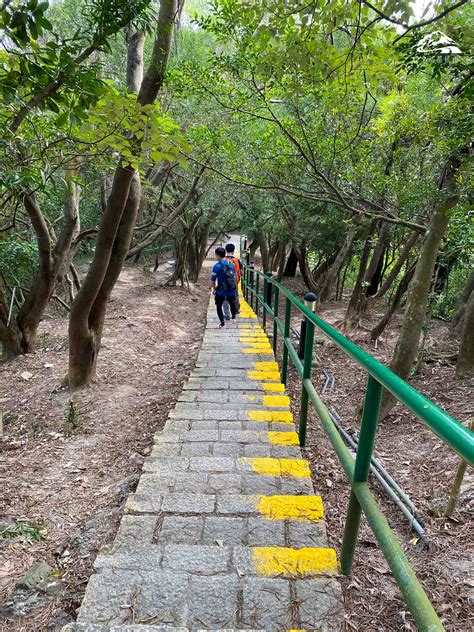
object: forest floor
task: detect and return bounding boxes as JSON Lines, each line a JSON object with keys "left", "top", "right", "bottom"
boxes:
{"left": 279, "top": 277, "right": 473, "bottom": 632}
{"left": 0, "top": 265, "right": 209, "bottom": 631}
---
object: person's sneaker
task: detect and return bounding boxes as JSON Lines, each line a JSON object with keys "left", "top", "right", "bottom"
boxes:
{"left": 231, "top": 318, "right": 237, "bottom": 327}
{"left": 218, "top": 323, "right": 225, "bottom": 328}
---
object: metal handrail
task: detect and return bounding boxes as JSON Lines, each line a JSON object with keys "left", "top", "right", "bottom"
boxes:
{"left": 242, "top": 261, "right": 474, "bottom": 632}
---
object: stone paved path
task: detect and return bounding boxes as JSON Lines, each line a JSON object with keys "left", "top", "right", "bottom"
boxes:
{"left": 65, "top": 293, "right": 343, "bottom": 631}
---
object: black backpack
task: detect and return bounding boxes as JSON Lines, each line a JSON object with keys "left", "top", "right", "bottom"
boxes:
{"left": 220, "top": 259, "right": 237, "bottom": 292}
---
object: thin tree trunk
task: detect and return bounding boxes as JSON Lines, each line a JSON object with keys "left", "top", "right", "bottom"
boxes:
{"left": 377, "top": 231, "right": 419, "bottom": 298}
{"left": 126, "top": 27, "right": 146, "bottom": 92}
{"left": 456, "top": 289, "right": 474, "bottom": 378}
{"left": 255, "top": 228, "right": 270, "bottom": 272}
{"left": 319, "top": 218, "right": 358, "bottom": 303}
{"left": 451, "top": 269, "right": 474, "bottom": 332}
{"left": 370, "top": 263, "right": 416, "bottom": 340}
{"left": 294, "top": 243, "right": 317, "bottom": 293}
{"left": 380, "top": 153, "right": 466, "bottom": 418}
{"left": 67, "top": 0, "right": 179, "bottom": 387}
{"left": 365, "top": 222, "right": 390, "bottom": 296}
{"left": 343, "top": 219, "right": 378, "bottom": 333}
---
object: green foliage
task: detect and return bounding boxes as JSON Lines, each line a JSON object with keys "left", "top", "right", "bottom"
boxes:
{"left": 0, "top": 519, "right": 45, "bottom": 542}
{"left": 0, "top": 236, "right": 38, "bottom": 287}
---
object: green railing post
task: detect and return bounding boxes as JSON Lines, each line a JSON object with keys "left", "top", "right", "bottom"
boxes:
{"left": 272, "top": 285, "right": 279, "bottom": 355}
{"left": 249, "top": 261, "right": 255, "bottom": 309}
{"left": 255, "top": 273, "right": 260, "bottom": 318}
{"left": 262, "top": 274, "right": 267, "bottom": 330}
{"left": 281, "top": 297, "right": 291, "bottom": 385}
{"left": 340, "top": 374, "right": 383, "bottom": 574}
{"left": 299, "top": 293, "right": 317, "bottom": 446}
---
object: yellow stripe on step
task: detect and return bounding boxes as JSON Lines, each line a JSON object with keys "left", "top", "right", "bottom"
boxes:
{"left": 248, "top": 410, "right": 293, "bottom": 424}
{"left": 252, "top": 547, "right": 338, "bottom": 577}
{"left": 241, "top": 457, "right": 310, "bottom": 478}
{"left": 257, "top": 495, "right": 324, "bottom": 521}
{"left": 247, "top": 370, "right": 281, "bottom": 381}
{"left": 243, "top": 349, "right": 274, "bottom": 355}
{"left": 263, "top": 395, "right": 291, "bottom": 407}
{"left": 254, "top": 361, "right": 279, "bottom": 371}
{"left": 267, "top": 431, "right": 299, "bottom": 445}
{"left": 261, "top": 383, "right": 285, "bottom": 392}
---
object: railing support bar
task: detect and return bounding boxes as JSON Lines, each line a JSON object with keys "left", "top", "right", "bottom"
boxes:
{"left": 281, "top": 298, "right": 291, "bottom": 385}
{"left": 341, "top": 375, "right": 383, "bottom": 574}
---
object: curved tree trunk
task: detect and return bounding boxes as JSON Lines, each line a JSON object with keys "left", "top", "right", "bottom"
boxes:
{"left": 456, "top": 288, "right": 474, "bottom": 378}
{"left": 376, "top": 231, "right": 419, "bottom": 298}
{"left": 319, "top": 218, "right": 358, "bottom": 303}
{"left": 380, "top": 153, "right": 465, "bottom": 418}
{"left": 343, "top": 219, "right": 378, "bottom": 333}
{"left": 67, "top": 0, "right": 178, "bottom": 387}
{"left": 370, "top": 263, "right": 417, "bottom": 340}
{"left": 365, "top": 222, "right": 390, "bottom": 296}
{"left": 294, "top": 243, "right": 317, "bottom": 293}
{"left": 255, "top": 228, "right": 270, "bottom": 272}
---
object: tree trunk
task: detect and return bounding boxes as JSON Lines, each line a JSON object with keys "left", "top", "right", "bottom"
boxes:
{"left": 255, "top": 228, "right": 270, "bottom": 272}
{"left": 67, "top": 0, "right": 178, "bottom": 386}
{"left": 283, "top": 248, "right": 298, "bottom": 277}
{"left": 376, "top": 231, "right": 419, "bottom": 298}
{"left": 319, "top": 218, "right": 358, "bottom": 303}
{"left": 343, "top": 219, "right": 378, "bottom": 333}
{"left": 370, "top": 263, "right": 417, "bottom": 340}
{"left": 274, "top": 241, "right": 287, "bottom": 281}
{"left": 456, "top": 288, "right": 474, "bottom": 378}
{"left": 0, "top": 177, "right": 80, "bottom": 358}
{"left": 365, "top": 222, "right": 390, "bottom": 296}
{"left": 126, "top": 27, "right": 146, "bottom": 92}
{"left": 451, "top": 269, "right": 474, "bottom": 332}
{"left": 294, "top": 243, "right": 317, "bottom": 293}
{"left": 380, "top": 154, "right": 465, "bottom": 418}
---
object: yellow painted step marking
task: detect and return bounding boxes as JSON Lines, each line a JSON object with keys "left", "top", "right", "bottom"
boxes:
{"left": 254, "top": 361, "right": 279, "bottom": 371}
{"left": 241, "top": 457, "right": 311, "bottom": 478}
{"left": 248, "top": 410, "right": 293, "bottom": 423}
{"left": 252, "top": 547, "right": 338, "bottom": 577}
{"left": 243, "top": 344, "right": 273, "bottom": 350}
{"left": 261, "top": 383, "right": 285, "bottom": 392}
{"left": 247, "top": 370, "right": 281, "bottom": 381}
{"left": 267, "top": 431, "right": 299, "bottom": 445}
{"left": 243, "top": 349, "right": 274, "bottom": 355}
{"left": 257, "top": 495, "right": 324, "bottom": 521}
{"left": 241, "top": 325, "right": 262, "bottom": 329}
{"left": 263, "top": 395, "right": 291, "bottom": 408}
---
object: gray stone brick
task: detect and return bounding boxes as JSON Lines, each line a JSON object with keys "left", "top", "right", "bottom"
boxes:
{"left": 161, "top": 493, "right": 215, "bottom": 514}
{"left": 246, "top": 517, "right": 286, "bottom": 547}
{"left": 295, "top": 578, "right": 344, "bottom": 630}
{"left": 202, "top": 517, "right": 245, "bottom": 545}
{"left": 135, "top": 473, "right": 176, "bottom": 495}
{"left": 220, "top": 430, "right": 263, "bottom": 444}
{"left": 125, "top": 493, "right": 163, "bottom": 514}
{"left": 241, "top": 577, "right": 292, "bottom": 629}
{"left": 142, "top": 457, "right": 190, "bottom": 473}
{"left": 242, "top": 475, "right": 281, "bottom": 495}
{"left": 279, "top": 477, "right": 314, "bottom": 495}
{"left": 271, "top": 445, "right": 302, "bottom": 458}
{"left": 180, "top": 442, "right": 214, "bottom": 457}
{"left": 162, "top": 545, "right": 230, "bottom": 573}
{"left": 216, "top": 495, "right": 257, "bottom": 515}
{"left": 189, "top": 457, "right": 236, "bottom": 472}
{"left": 114, "top": 515, "right": 158, "bottom": 549}
{"left": 212, "top": 442, "right": 242, "bottom": 457}
{"left": 242, "top": 444, "right": 273, "bottom": 458}
{"left": 173, "top": 472, "right": 208, "bottom": 493}
{"left": 158, "top": 516, "right": 203, "bottom": 544}
{"left": 208, "top": 472, "right": 242, "bottom": 493}
{"left": 287, "top": 521, "right": 328, "bottom": 548}
{"left": 94, "top": 545, "right": 163, "bottom": 571}
{"left": 150, "top": 443, "right": 182, "bottom": 457}
{"left": 188, "top": 575, "right": 238, "bottom": 628}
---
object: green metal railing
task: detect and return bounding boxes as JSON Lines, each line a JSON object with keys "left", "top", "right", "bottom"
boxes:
{"left": 241, "top": 262, "right": 474, "bottom": 632}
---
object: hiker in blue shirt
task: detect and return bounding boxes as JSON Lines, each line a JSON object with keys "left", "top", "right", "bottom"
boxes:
{"left": 210, "top": 247, "right": 238, "bottom": 328}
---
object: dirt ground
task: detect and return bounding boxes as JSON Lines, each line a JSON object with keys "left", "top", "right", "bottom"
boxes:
{"left": 0, "top": 265, "right": 209, "bottom": 631}
{"left": 276, "top": 277, "right": 473, "bottom": 631}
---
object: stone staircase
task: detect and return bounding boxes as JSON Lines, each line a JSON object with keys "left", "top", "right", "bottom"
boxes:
{"left": 65, "top": 295, "right": 343, "bottom": 631}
